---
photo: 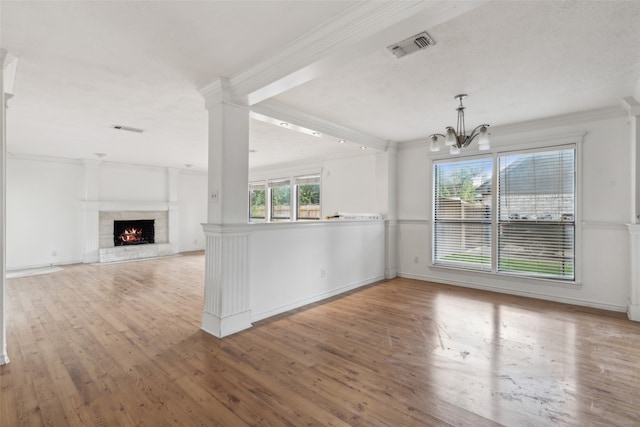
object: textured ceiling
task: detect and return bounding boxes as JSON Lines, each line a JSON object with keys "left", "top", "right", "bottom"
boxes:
{"left": 2, "top": 1, "right": 640, "bottom": 171}
{"left": 275, "top": 1, "right": 640, "bottom": 141}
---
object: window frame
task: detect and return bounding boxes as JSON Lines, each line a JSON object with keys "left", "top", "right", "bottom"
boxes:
{"left": 294, "top": 174, "right": 321, "bottom": 221}
{"left": 268, "top": 178, "right": 292, "bottom": 222}
{"left": 432, "top": 155, "right": 494, "bottom": 272}
{"left": 430, "top": 137, "right": 581, "bottom": 285}
{"left": 248, "top": 181, "right": 267, "bottom": 222}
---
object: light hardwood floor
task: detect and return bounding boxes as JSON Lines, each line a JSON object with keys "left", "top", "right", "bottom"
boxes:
{"left": 1, "top": 251, "right": 639, "bottom": 426}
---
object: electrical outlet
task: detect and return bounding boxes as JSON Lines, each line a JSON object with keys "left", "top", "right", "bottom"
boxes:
{"left": 320, "top": 268, "right": 326, "bottom": 278}
{"left": 211, "top": 189, "right": 219, "bottom": 203}
{"left": 51, "top": 251, "right": 58, "bottom": 257}
{"left": 414, "top": 256, "right": 419, "bottom": 264}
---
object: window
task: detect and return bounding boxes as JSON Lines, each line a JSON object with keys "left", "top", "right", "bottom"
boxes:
{"left": 250, "top": 172, "right": 322, "bottom": 223}
{"left": 295, "top": 175, "right": 321, "bottom": 220}
{"left": 497, "top": 148, "right": 575, "bottom": 279}
{"left": 433, "top": 157, "right": 493, "bottom": 271}
{"left": 432, "top": 145, "right": 576, "bottom": 281}
{"left": 269, "top": 178, "right": 291, "bottom": 221}
{"left": 249, "top": 182, "right": 266, "bottom": 222}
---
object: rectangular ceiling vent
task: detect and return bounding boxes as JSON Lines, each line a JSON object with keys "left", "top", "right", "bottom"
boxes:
{"left": 111, "top": 125, "right": 144, "bottom": 133}
{"left": 387, "top": 31, "right": 435, "bottom": 59}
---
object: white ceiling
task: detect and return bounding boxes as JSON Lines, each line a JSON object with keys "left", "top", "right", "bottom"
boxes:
{"left": 2, "top": 1, "right": 640, "bottom": 172}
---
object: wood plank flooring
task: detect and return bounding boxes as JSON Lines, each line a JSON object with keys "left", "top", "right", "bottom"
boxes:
{"left": 1, "top": 251, "right": 640, "bottom": 426}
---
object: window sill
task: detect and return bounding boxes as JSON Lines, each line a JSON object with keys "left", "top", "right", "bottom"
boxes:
{"left": 429, "top": 263, "right": 581, "bottom": 289}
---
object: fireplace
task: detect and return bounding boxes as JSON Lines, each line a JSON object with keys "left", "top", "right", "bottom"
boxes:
{"left": 113, "top": 219, "right": 155, "bottom": 246}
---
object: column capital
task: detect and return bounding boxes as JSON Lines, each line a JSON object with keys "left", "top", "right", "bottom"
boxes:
{"left": 199, "top": 77, "right": 248, "bottom": 110}
{"left": 621, "top": 96, "right": 640, "bottom": 117}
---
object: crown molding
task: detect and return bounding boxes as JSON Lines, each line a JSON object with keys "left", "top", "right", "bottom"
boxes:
{"left": 398, "top": 105, "right": 627, "bottom": 152}
{"left": 198, "top": 78, "right": 242, "bottom": 109}
{"left": 252, "top": 99, "right": 389, "bottom": 151}
{"left": 489, "top": 106, "right": 625, "bottom": 137}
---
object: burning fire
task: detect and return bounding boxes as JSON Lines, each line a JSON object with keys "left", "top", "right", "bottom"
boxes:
{"left": 120, "top": 227, "right": 143, "bottom": 243}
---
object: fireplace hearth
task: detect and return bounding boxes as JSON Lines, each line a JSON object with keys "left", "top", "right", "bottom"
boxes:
{"left": 113, "top": 219, "right": 155, "bottom": 246}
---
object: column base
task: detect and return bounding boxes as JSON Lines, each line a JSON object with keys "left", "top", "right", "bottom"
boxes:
{"left": 628, "top": 303, "right": 640, "bottom": 322}
{"left": 0, "top": 353, "right": 9, "bottom": 365}
{"left": 201, "top": 310, "right": 252, "bottom": 338}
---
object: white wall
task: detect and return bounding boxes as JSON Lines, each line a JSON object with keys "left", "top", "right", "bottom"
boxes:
{"left": 249, "top": 220, "right": 385, "bottom": 321}
{"left": 7, "top": 157, "right": 85, "bottom": 268}
{"left": 178, "top": 171, "right": 207, "bottom": 252}
{"left": 322, "top": 154, "right": 379, "bottom": 215}
{"left": 246, "top": 152, "right": 388, "bottom": 321}
{"left": 6, "top": 156, "right": 208, "bottom": 270}
{"left": 250, "top": 153, "right": 382, "bottom": 219}
{"left": 396, "top": 111, "right": 632, "bottom": 312}
{"left": 99, "top": 163, "right": 167, "bottom": 202}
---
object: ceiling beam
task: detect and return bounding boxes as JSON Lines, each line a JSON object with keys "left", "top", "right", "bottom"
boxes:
{"left": 251, "top": 99, "right": 389, "bottom": 152}
{"left": 199, "top": 1, "right": 488, "bottom": 106}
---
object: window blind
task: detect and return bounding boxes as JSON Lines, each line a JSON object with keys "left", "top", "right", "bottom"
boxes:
{"left": 497, "top": 147, "right": 575, "bottom": 279}
{"left": 249, "top": 182, "right": 265, "bottom": 191}
{"left": 268, "top": 178, "right": 290, "bottom": 188}
{"left": 294, "top": 175, "right": 320, "bottom": 186}
{"left": 433, "top": 157, "right": 493, "bottom": 271}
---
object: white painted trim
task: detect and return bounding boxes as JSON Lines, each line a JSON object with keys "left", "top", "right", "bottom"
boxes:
{"left": 399, "top": 273, "right": 626, "bottom": 314}
{"left": 203, "top": 219, "right": 384, "bottom": 234}
{"left": 90, "top": 201, "right": 173, "bottom": 212}
{"left": 581, "top": 221, "right": 628, "bottom": 231}
{"left": 202, "top": 310, "right": 252, "bottom": 338}
{"left": 7, "top": 259, "right": 83, "bottom": 272}
{"left": 0, "top": 52, "right": 8, "bottom": 366}
{"left": 398, "top": 106, "right": 625, "bottom": 151}
{"left": 398, "top": 219, "right": 429, "bottom": 225}
{"left": 251, "top": 275, "right": 384, "bottom": 323}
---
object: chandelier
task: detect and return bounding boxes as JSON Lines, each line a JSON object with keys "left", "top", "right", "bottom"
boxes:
{"left": 429, "top": 94, "right": 490, "bottom": 155}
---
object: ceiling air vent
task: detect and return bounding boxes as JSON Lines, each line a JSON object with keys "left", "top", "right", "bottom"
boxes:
{"left": 111, "top": 125, "right": 144, "bottom": 133}
{"left": 387, "top": 31, "right": 435, "bottom": 59}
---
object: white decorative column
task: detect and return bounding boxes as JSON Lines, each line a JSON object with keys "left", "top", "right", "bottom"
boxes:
{"left": 624, "top": 95, "right": 640, "bottom": 321}
{"left": 199, "top": 79, "right": 252, "bottom": 337}
{"left": 1, "top": 50, "right": 17, "bottom": 365}
{"left": 627, "top": 225, "right": 640, "bottom": 321}
{"left": 376, "top": 146, "right": 398, "bottom": 279}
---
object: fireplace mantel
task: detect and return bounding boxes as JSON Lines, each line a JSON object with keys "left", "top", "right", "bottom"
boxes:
{"left": 82, "top": 200, "right": 175, "bottom": 212}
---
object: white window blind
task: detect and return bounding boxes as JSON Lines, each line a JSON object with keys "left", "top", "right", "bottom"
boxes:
{"left": 433, "top": 157, "right": 493, "bottom": 271}
{"left": 497, "top": 147, "right": 575, "bottom": 279}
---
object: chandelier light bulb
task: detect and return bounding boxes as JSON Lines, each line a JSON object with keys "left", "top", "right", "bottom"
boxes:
{"left": 478, "top": 126, "right": 490, "bottom": 150}
{"left": 445, "top": 128, "right": 456, "bottom": 146}
{"left": 430, "top": 135, "right": 440, "bottom": 152}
